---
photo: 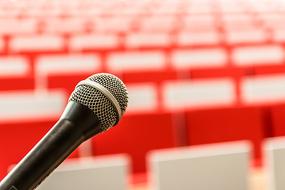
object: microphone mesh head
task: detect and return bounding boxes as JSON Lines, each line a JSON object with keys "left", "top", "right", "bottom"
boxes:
{"left": 70, "top": 73, "right": 128, "bottom": 131}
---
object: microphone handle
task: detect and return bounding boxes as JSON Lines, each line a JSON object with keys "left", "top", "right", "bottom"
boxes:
{"left": 0, "top": 102, "right": 101, "bottom": 190}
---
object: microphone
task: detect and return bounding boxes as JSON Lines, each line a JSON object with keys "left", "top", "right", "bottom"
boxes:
{"left": 0, "top": 73, "right": 128, "bottom": 190}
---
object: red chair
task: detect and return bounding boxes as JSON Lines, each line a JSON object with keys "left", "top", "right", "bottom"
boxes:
{"left": 271, "top": 104, "right": 285, "bottom": 136}
{"left": 190, "top": 67, "right": 246, "bottom": 79}
{"left": 185, "top": 107, "right": 265, "bottom": 162}
{"left": 47, "top": 73, "right": 92, "bottom": 94}
{"left": 0, "top": 119, "right": 79, "bottom": 180}
{"left": 122, "top": 70, "right": 178, "bottom": 84}
{"left": 0, "top": 76, "right": 34, "bottom": 91}
{"left": 254, "top": 65, "right": 285, "bottom": 76}
{"left": 92, "top": 112, "right": 177, "bottom": 173}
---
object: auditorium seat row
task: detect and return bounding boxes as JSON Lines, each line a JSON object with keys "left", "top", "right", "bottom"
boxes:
{"left": 37, "top": 155, "right": 129, "bottom": 190}
{"left": 0, "top": 21, "right": 283, "bottom": 35}
{"left": 26, "top": 138, "right": 285, "bottom": 190}
{"left": 1, "top": 75, "right": 285, "bottom": 113}
{"left": 1, "top": 45, "right": 284, "bottom": 72}
{"left": 1, "top": 104, "right": 285, "bottom": 178}
{"left": 1, "top": 0, "right": 285, "bottom": 186}
{"left": 0, "top": 34, "right": 285, "bottom": 53}
{"left": 149, "top": 141, "right": 250, "bottom": 190}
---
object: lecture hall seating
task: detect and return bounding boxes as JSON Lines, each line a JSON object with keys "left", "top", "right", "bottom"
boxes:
{"left": 92, "top": 112, "right": 177, "bottom": 173}
{"left": 0, "top": 0, "right": 285, "bottom": 180}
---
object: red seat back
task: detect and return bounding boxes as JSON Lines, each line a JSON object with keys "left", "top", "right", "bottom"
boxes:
{"left": 186, "top": 107, "right": 265, "bottom": 161}
{"left": 271, "top": 104, "right": 285, "bottom": 136}
{"left": 0, "top": 120, "right": 79, "bottom": 180}
{"left": 92, "top": 112, "right": 177, "bottom": 173}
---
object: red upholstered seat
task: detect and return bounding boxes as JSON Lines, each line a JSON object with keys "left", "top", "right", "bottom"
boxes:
{"left": 185, "top": 107, "right": 265, "bottom": 161}
{"left": 190, "top": 67, "right": 246, "bottom": 79}
{"left": 0, "top": 76, "right": 34, "bottom": 91}
{"left": 92, "top": 112, "right": 177, "bottom": 173}
{"left": 254, "top": 65, "right": 285, "bottom": 76}
{"left": 122, "top": 70, "right": 178, "bottom": 84}
{"left": 271, "top": 104, "right": 285, "bottom": 136}
{"left": 47, "top": 73, "right": 91, "bottom": 94}
{"left": 0, "top": 120, "right": 79, "bottom": 180}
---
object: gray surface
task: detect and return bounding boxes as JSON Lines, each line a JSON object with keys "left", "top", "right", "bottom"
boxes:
{"left": 264, "top": 137, "right": 285, "bottom": 190}
{"left": 37, "top": 155, "right": 129, "bottom": 190}
{"left": 148, "top": 141, "right": 250, "bottom": 190}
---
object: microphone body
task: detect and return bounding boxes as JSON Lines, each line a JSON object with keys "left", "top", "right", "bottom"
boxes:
{"left": 0, "top": 73, "right": 128, "bottom": 190}
{"left": 0, "top": 101, "right": 101, "bottom": 190}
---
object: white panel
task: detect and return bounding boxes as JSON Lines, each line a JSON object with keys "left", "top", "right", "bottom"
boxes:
{"left": 0, "top": 57, "right": 29, "bottom": 77}
{"left": 10, "top": 35, "right": 64, "bottom": 52}
{"left": 68, "top": 9, "right": 102, "bottom": 17}
{"left": 24, "top": 8, "right": 62, "bottom": 18}
{"left": 186, "top": 7, "right": 213, "bottom": 14}
{"left": 233, "top": 45, "right": 284, "bottom": 66}
{"left": 0, "top": 90, "right": 66, "bottom": 122}
{"left": 259, "top": 14, "right": 283, "bottom": 24}
{"left": 273, "top": 29, "right": 285, "bottom": 42}
{"left": 226, "top": 29, "right": 268, "bottom": 44}
{"left": 177, "top": 31, "right": 220, "bottom": 46}
{"left": 37, "top": 155, "right": 129, "bottom": 190}
{"left": 183, "top": 15, "right": 215, "bottom": 28}
{"left": 140, "top": 17, "right": 175, "bottom": 32}
{"left": 220, "top": 7, "right": 246, "bottom": 13}
{"left": 241, "top": 75, "right": 285, "bottom": 104}
{"left": 93, "top": 17, "right": 132, "bottom": 33}
{"left": 126, "top": 33, "right": 171, "bottom": 48}
{"left": 107, "top": 51, "right": 166, "bottom": 72}
{"left": 0, "top": 10, "right": 20, "bottom": 18}
{"left": 222, "top": 14, "right": 253, "bottom": 24}
{"left": 155, "top": 7, "right": 179, "bottom": 15}
{"left": 36, "top": 54, "right": 101, "bottom": 75}
{"left": 148, "top": 141, "right": 250, "bottom": 190}
{"left": 163, "top": 79, "right": 235, "bottom": 110}
{"left": 44, "top": 18, "right": 86, "bottom": 34}
{"left": 70, "top": 34, "right": 119, "bottom": 50}
{"left": 264, "top": 137, "right": 285, "bottom": 190}
{"left": 171, "top": 48, "right": 227, "bottom": 69}
{"left": 0, "top": 18, "right": 37, "bottom": 35}
{"left": 127, "top": 84, "right": 158, "bottom": 112}
{"left": 261, "top": 14, "right": 285, "bottom": 30}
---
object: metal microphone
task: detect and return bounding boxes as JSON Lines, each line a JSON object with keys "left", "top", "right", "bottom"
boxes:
{"left": 0, "top": 73, "right": 128, "bottom": 190}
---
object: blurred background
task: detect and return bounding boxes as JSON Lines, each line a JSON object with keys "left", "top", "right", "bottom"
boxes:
{"left": 0, "top": 0, "right": 285, "bottom": 189}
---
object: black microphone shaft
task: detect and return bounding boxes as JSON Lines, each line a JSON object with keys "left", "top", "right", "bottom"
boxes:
{"left": 0, "top": 101, "right": 101, "bottom": 190}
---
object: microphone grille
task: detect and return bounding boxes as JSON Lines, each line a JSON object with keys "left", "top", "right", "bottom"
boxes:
{"left": 70, "top": 73, "right": 128, "bottom": 131}
{"left": 88, "top": 73, "right": 128, "bottom": 114}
